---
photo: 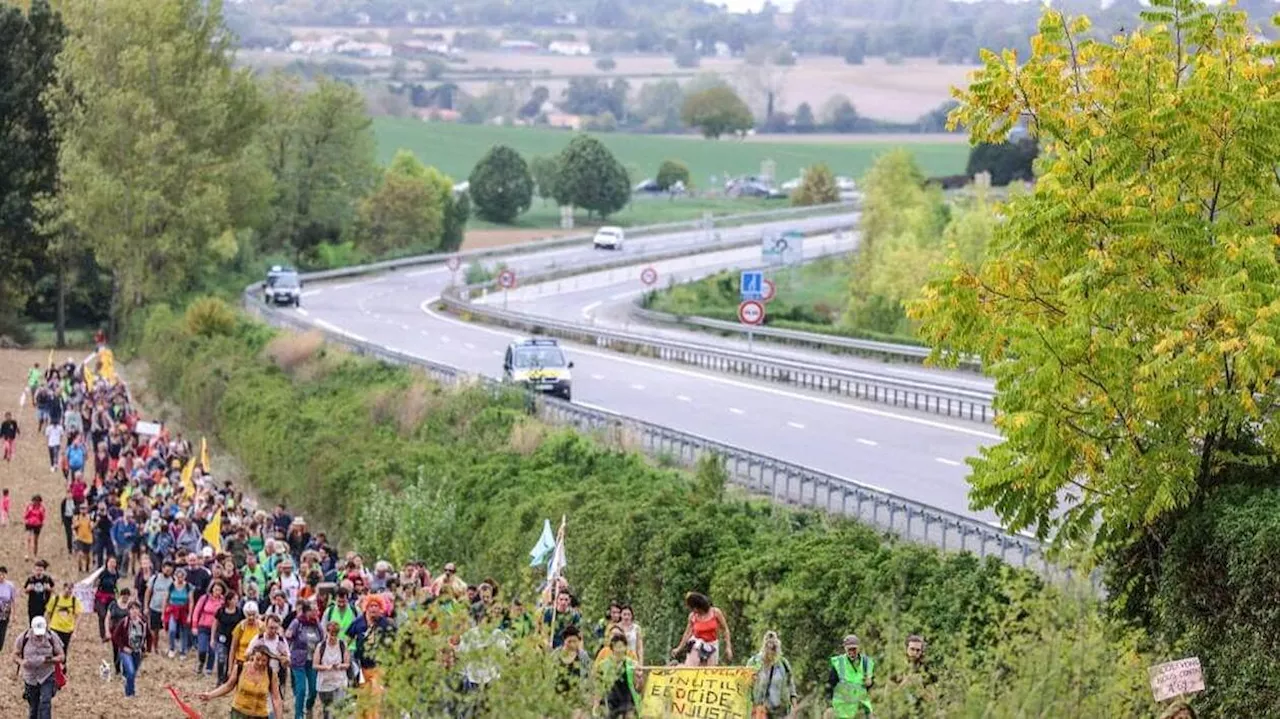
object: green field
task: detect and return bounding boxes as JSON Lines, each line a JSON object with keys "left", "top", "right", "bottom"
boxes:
{"left": 470, "top": 196, "right": 780, "bottom": 230}
{"left": 373, "top": 119, "right": 970, "bottom": 186}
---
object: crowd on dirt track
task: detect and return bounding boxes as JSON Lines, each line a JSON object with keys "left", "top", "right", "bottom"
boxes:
{"left": 0, "top": 340, "right": 968, "bottom": 719}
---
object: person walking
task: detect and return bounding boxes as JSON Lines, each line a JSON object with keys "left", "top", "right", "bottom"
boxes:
{"left": 24, "top": 561, "right": 54, "bottom": 624}
{"left": 214, "top": 591, "right": 244, "bottom": 685}
{"left": 23, "top": 496, "right": 46, "bottom": 560}
{"left": 94, "top": 555, "right": 121, "bottom": 642}
{"left": 42, "top": 421, "right": 62, "bottom": 474}
{"left": 825, "top": 635, "right": 875, "bottom": 719}
{"left": 285, "top": 599, "right": 325, "bottom": 718}
{"left": 13, "top": 616, "right": 64, "bottom": 719}
{"left": 672, "top": 592, "right": 732, "bottom": 666}
{"left": 163, "top": 568, "right": 193, "bottom": 659}
{"left": 111, "top": 602, "right": 150, "bottom": 698}
{"left": 596, "top": 632, "right": 641, "bottom": 719}
{"left": 313, "top": 621, "right": 350, "bottom": 719}
{"left": 192, "top": 580, "right": 227, "bottom": 677}
{"left": 747, "top": 631, "right": 798, "bottom": 719}
{"left": 0, "top": 566, "right": 17, "bottom": 650}
{"left": 889, "top": 634, "right": 937, "bottom": 715}
{"left": 71, "top": 506, "right": 93, "bottom": 574}
{"left": 58, "top": 493, "right": 75, "bottom": 557}
{"left": 45, "top": 582, "right": 82, "bottom": 660}
{"left": 198, "top": 644, "right": 286, "bottom": 719}
{"left": 1, "top": 411, "right": 18, "bottom": 462}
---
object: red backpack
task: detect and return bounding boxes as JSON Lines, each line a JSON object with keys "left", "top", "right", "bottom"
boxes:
{"left": 24, "top": 503, "right": 44, "bottom": 528}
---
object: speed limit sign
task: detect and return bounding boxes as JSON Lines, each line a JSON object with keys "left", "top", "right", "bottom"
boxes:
{"left": 640, "top": 266, "right": 658, "bottom": 286}
{"left": 446, "top": 256, "right": 461, "bottom": 272}
{"left": 737, "top": 300, "right": 765, "bottom": 326}
{"left": 498, "top": 269, "right": 517, "bottom": 289}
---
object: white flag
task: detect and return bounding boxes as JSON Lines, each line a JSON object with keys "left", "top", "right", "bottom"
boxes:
{"left": 74, "top": 567, "right": 104, "bottom": 614}
{"left": 529, "top": 519, "right": 556, "bottom": 568}
{"left": 546, "top": 516, "right": 567, "bottom": 585}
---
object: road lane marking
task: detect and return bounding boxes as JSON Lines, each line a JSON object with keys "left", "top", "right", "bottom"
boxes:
{"left": 935, "top": 458, "right": 962, "bottom": 467}
{"left": 296, "top": 308, "right": 309, "bottom": 317}
{"left": 787, "top": 421, "right": 806, "bottom": 429}
{"left": 313, "top": 319, "right": 368, "bottom": 343}
{"left": 676, "top": 395, "right": 692, "bottom": 402}
{"left": 491, "top": 350, "right": 502, "bottom": 356}
{"left": 609, "top": 289, "right": 646, "bottom": 302}
{"left": 581, "top": 300, "right": 602, "bottom": 319}
{"left": 591, "top": 374, "right": 605, "bottom": 380}
{"left": 464, "top": 342, "right": 476, "bottom": 350}
{"left": 856, "top": 438, "right": 878, "bottom": 446}
{"left": 729, "top": 408, "right": 745, "bottom": 415}
{"left": 631, "top": 384, "right": 646, "bottom": 390}
{"left": 408, "top": 268, "right": 445, "bottom": 278}
{"left": 417, "top": 297, "right": 1001, "bottom": 441}
{"left": 301, "top": 289, "right": 323, "bottom": 297}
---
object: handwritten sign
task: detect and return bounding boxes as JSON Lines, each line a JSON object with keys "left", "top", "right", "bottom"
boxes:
{"left": 1149, "top": 657, "right": 1205, "bottom": 702}
{"left": 640, "top": 667, "right": 753, "bottom": 719}
{"left": 135, "top": 421, "right": 163, "bottom": 437}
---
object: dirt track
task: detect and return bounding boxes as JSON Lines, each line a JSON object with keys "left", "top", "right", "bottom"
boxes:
{"left": 0, "top": 349, "right": 238, "bottom": 717}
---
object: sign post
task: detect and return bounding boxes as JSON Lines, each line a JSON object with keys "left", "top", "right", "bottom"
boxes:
{"left": 739, "top": 270, "right": 764, "bottom": 301}
{"left": 498, "top": 268, "right": 517, "bottom": 309}
{"left": 446, "top": 256, "right": 461, "bottom": 287}
{"left": 640, "top": 266, "right": 658, "bottom": 287}
{"left": 738, "top": 299, "right": 765, "bottom": 351}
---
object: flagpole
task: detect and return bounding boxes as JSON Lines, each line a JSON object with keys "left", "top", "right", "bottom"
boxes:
{"left": 547, "top": 515, "right": 566, "bottom": 649}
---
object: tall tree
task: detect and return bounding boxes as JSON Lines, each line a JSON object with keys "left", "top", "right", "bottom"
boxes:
{"left": 553, "top": 134, "right": 629, "bottom": 219}
{"left": 50, "top": 0, "right": 265, "bottom": 332}
{"left": 468, "top": 145, "right": 533, "bottom": 224}
{"left": 357, "top": 150, "right": 451, "bottom": 255}
{"left": 911, "top": 1, "right": 1280, "bottom": 554}
{"left": 255, "top": 72, "right": 377, "bottom": 260}
{"left": 529, "top": 155, "right": 560, "bottom": 206}
{"left": 680, "top": 86, "right": 754, "bottom": 139}
{"left": 0, "top": 0, "right": 63, "bottom": 337}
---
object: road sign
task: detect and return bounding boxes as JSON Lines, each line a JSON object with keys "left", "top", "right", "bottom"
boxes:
{"left": 762, "top": 230, "right": 804, "bottom": 266}
{"left": 761, "top": 278, "right": 776, "bottom": 303}
{"left": 445, "top": 256, "right": 461, "bottom": 272}
{"left": 498, "top": 269, "right": 517, "bottom": 289}
{"left": 740, "top": 270, "right": 764, "bottom": 300}
{"left": 738, "top": 300, "right": 765, "bottom": 326}
{"left": 641, "top": 266, "right": 659, "bottom": 286}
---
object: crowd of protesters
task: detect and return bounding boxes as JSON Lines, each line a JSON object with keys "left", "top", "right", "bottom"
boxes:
{"left": 0, "top": 346, "right": 954, "bottom": 719}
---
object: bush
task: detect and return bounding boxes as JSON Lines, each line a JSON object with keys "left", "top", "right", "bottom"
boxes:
{"left": 183, "top": 296, "right": 237, "bottom": 338}
{"left": 654, "top": 159, "right": 690, "bottom": 190}
{"left": 792, "top": 163, "right": 839, "bottom": 206}
{"left": 594, "top": 56, "right": 616, "bottom": 72}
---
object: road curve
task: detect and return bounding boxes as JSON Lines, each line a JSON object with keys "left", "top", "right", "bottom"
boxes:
{"left": 288, "top": 218, "right": 1002, "bottom": 523}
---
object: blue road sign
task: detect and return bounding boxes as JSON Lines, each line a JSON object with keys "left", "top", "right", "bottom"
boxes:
{"left": 740, "top": 270, "right": 764, "bottom": 300}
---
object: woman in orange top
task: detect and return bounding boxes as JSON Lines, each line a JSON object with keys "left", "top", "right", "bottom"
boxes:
{"left": 672, "top": 591, "right": 733, "bottom": 666}
{"left": 199, "top": 644, "right": 284, "bottom": 718}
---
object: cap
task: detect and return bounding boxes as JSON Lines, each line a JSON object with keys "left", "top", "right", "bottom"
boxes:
{"left": 842, "top": 635, "right": 860, "bottom": 648}
{"left": 30, "top": 617, "right": 47, "bottom": 636}
{"left": 201, "top": 547, "right": 214, "bottom": 558}
{"left": 243, "top": 601, "right": 260, "bottom": 615}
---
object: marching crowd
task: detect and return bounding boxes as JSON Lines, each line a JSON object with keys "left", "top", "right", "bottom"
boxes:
{"left": 0, "top": 347, "right": 949, "bottom": 719}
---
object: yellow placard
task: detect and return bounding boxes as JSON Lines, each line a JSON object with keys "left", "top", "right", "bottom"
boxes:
{"left": 639, "top": 667, "right": 754, "bottom": 719}
{"left": 97, "top": 348, "right": 116, "bottom": 381}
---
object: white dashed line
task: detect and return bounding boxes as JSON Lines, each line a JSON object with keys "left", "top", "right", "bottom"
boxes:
{"left": 301, "top": 289, "right": 323, "bottom": 297}
{"left": 935, "top": 458, "right": 962, "bottom": 467}
{"left": 441, "top": 336, "right": 452, "bottom": 344}
{"left": 630, "top": 384, "right": 646, "bottom": 390}
{"left": 408, "top": 268, "right": 445, "bottom": 278}
{"left": 728, "top": 408, "right": 745, "bottom": 415}
{"left": 856, "top": 438, "right": 878, "bottom": 446}
{"left": 676, "top": 395, "right": 692, "bottom": 402}
{"left": 591, "top": 374, "right": 605, "bottom": 380}
{"left": 419, "top": 330, "right": 431, "bottom": 337}
{"left": 491, "top": 350, "right": 502, "bottom": 356}
{"left": 296, "top": 308, "right": 309, "bottom": 317}
{"left": 464, "top": 342, "right": 476, "bottom": 350}
{"left": 787, "top": 421, "right": 806, "bottom": 429}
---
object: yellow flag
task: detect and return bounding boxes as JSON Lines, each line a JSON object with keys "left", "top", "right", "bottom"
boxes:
{"left": 200, "top": 438, "right": 210, "bottom": 473}
{"left": 181, "top": 456, "right": 196, "bottom": 499}
{"left": 83, "top": 363, "right": 96, "bottom": 388}
{"left": 98, "top": 348, "right": 116, "bottom": 381}
{"left": 202, "top": 509, "right": 223, "bottom": 554}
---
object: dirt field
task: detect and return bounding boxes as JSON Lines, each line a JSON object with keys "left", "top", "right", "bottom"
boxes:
{"left": 0, "top": 349, "right": 244, "bottom": 718}
{"left": 461, "top": 227, "right": 579, "bottom": 251}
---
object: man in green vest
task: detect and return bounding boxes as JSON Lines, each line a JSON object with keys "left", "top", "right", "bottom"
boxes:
{"left": 825, "top": 634, "right": 874, "bottom": 718}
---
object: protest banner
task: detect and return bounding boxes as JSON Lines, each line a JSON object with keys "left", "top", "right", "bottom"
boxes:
{"left": 1148, "top": 657, "right": 1205, "bottom": 702}
{"left": 135, "top": 421, "right": 163, "bottom": 436}
{"left": 74, "top": 567, "right": 103, "bottom": 614}
{"left": 640, "top": 667, "right": 754, "bottom": 719}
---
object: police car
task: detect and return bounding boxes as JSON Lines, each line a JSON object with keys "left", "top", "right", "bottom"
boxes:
{"left": 502, "top": 338, "right": 573, "bottom": 401}
{"left": 264, "top": 265, "right": 303, "bottom": 307}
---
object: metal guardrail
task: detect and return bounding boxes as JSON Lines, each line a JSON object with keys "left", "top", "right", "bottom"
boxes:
{"left": 240, "top": 294, "right": 1046, "bottom": 574}
{"left": 288, "top": 201, "right": 860, "bottom": 284}
{"left": 631, "top": 304, "right": 986, "bottom": 371}
{"left": 444, "top": 246, "right": 997, "bottom": 423}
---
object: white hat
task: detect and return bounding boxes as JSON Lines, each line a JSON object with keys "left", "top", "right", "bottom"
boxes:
{"left": 30, "top": 617, "right": 47, "bottom": 636}
{"left": 201, "top": 546, "right": 214, "bottom": 558}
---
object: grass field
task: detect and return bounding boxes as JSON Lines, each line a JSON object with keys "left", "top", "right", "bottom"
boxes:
{"left": 470, "top": 196, "right": 778, "bottom": 230}
{"left": 374, "top": 118, "right": 971, "bottom": 185}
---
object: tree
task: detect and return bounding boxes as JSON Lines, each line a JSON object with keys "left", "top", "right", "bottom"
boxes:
{"left": 966, "top": 137, "right": 1038, "bottom": 186}
{"left": 0, "top": 0, "right": 63, "bottom": 338}
{"left": 357, "top": 150, "right": 451, "bottom": 255}
{"left": 655, "top": 160, "right": 690, "bottom": 191}
{"left": 529, "top": 155, "right": 560, "bottom": 206}
{"left": 553, "top": 134, "right": 629, "bottom": 219}
{"left": 791, "top": 164, "right": 838, "bottom": 206}
{"left": 594, "top": 56, "right": 616, "bottom": 72}
{"left": 634, "top": 79, "right": 684, "bottom": 133}
{"left": 467, "top": 145, "right": 533, "bottom": 224}
{"left": 673, "top": 42, "right": 700, "bottom": 68}
{"left": 842, "top": 30, "right": 866, "bottom": 65}
{"left": 440, "top": 191, "right": 469, "bottom": 253}
{"left": 254, "top": 72, "right": 378, "bottom": 260}
{"left": 910, "top": 2, "right": 1280, "bottom": 557}
{"left": 560, "top": 77, "right": 628, "bottom": 121}
{"left": 50, "top": 0, "right": 266, "bottom": 332}
{"left": 793, "top": 102, "right": 816, "bottom": 133}
{"left": 822, "top": 96, "right": 859, "bottom": 133}
{"left": 681, "top": 86, "right": 753, "bottom": 139}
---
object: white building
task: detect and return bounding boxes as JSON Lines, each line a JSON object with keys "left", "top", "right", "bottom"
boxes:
{"left": 548, "top": 41, "right": 591, "bottom": 56}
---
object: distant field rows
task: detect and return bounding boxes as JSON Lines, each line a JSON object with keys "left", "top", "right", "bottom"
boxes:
{"left": 373, "top": 119, "right": 971, "bottom": 184}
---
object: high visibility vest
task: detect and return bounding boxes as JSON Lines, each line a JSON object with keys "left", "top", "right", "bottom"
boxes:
{"left": 830, "top": 653, "right": 874, "bottom": 717}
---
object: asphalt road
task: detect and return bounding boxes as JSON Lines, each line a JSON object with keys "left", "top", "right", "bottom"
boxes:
{"left": 494, "top": 240, "right": 996, "bottom": 394}
{"left": 290, "top": 215, "right": 1002, "bottom": 522}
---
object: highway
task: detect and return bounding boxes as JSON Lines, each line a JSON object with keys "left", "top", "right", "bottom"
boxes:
{"left": 290, "top": 216, "right": 1003, "bottom": 522}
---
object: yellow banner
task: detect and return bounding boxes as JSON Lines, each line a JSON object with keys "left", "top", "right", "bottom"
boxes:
{"left": 97, "top": 348, "right": 116, "bottom": 381}
{"left": 639, "top": 667, "right": 754, "bottom": 719}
